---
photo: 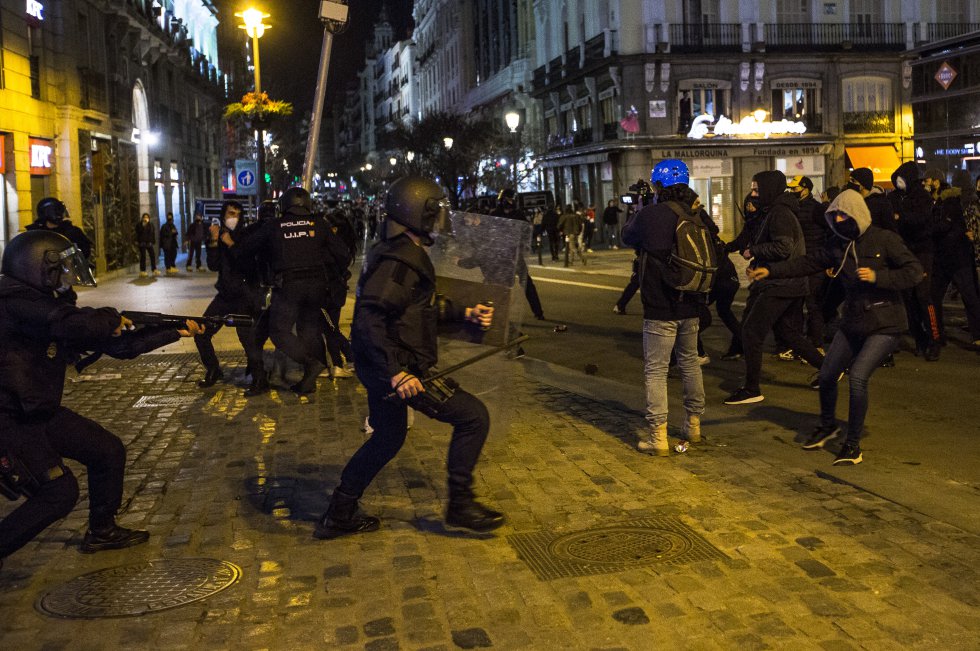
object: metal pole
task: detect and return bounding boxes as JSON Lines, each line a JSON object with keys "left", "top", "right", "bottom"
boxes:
{"left": 252, "top": 34, "right": 262, "bottom": 93}
{"left": 302, "top": 26, "right": 335, "bottom": 191}
{"left": 252, "top": 34, "right": 265, "bottom": 202}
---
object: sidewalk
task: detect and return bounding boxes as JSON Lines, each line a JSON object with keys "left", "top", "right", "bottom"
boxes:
{"left": 0, "top": 271, "right": 977, "bottom": 649}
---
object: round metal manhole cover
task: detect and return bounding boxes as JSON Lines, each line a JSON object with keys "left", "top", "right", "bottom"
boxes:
{"left": 549, "top": 526, "right": 693, "bottom": 565}
{"left": 36, "top": 558, "right": 242, "bottom": 619}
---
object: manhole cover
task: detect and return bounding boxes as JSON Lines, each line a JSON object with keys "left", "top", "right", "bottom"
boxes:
{"left": 36, "top": 558, "right": 241, "bottom": 618}
{"left": 133, "top": 394, "right": 199, "bottom": 408}
{"left": 508, "top": 518, "right": 727, "bottom": 580}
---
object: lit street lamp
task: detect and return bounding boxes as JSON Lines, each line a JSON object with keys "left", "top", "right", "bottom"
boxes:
{"left": 443, "top": 136, "right": 454, "bottom": 151}
{"left": 504, "top": 110, "right": 521, "bottom": 190}
{"left": 237, "top": 7, "right": 271, "bottom": 202}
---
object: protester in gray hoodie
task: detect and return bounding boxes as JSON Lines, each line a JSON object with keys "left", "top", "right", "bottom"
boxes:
{"left": 749, "top": 190, "right": 923, "bottom": 466}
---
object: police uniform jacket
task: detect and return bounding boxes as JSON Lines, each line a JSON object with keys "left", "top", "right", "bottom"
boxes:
{"left": 351, "top": 235, "right": 464, "bottom": 384}
{"left": 233, "top": 212, "right": 349, "bottom": 285}
{"left": 0, "top": 276, "right": 179, "bottom": 418}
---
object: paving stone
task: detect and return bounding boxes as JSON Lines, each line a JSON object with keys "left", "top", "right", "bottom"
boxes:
{"left": 795, "top": 559, "right": 837, "bottom": 578}
{"left": 450, "top": 628, "right": 493, "bottom": 649}
{"left": 611, "top": 607, "right": 649, "bottom": 625}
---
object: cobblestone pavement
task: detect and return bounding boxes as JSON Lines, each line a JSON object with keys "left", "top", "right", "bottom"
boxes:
{"left": 1, "top": 345, "right": 977, "bottom": 650}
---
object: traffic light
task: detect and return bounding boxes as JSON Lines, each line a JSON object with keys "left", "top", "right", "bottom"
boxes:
{"left": 264, "top": 173, "right": 272, "bottom": 183}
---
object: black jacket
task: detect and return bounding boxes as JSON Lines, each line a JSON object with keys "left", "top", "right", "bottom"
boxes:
{"left": 765, "top": 227, "right": 923, "bottom": 336}
{"left": 0, "top": 276, "right": 179, "bottom": 418}
{"left": 136, "top": 220, "right": 156, "bottom": 247}
{"left": 728, "top": 191, "right": 808, "bottom": 297}
{"left": 934, "top": 187, "right": 976, "bottom": 271}
{"left": 26, "top": 221, "right": 93, "bottom": 260}
{"left": 621, "top": 201, "right": 704, "bottom": 321}
{"left": 865, "top": 188, "right": 896, "bottom": 232}
{"left": 351, "top": 235, "right": 465, "bottom": 383}
{"left": 797, "top": 194, "right": 829, "bottom": 256}
{"left": 206, "top": 223, "right": 257, "bottom": 301}
{"left": 185, "top": 220, "right": 207, "bottom": 244}
{"left": 889, "top": 162, "right": 935, "bottom": 253}
{"left": 159, "top": 221, "right": 179, "bottom": 250}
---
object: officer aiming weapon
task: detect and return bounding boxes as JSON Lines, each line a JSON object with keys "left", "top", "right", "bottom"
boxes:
{"left": 121, "top": 311, "right": 255, "bottom": 329}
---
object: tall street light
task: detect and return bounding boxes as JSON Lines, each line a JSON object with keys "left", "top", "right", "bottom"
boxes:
{"left": 237, "top": 8, "right": 271, "bottom": 202}
{"left": 505, "top": 110, "right": 521, "bottom": 190}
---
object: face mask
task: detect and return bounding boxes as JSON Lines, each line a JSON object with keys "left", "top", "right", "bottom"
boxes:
{"left": 826, "top": 213, "right": 861, "bottom": 240}
{"left": 224, "top": 217, "right": 239, "bottom": 231}
{"left": 895, "top": 177, "right": 907, "bottom": 191}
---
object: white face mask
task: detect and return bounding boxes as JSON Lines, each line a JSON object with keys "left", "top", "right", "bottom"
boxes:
{"left": 895, "top": 177, "right": 907, "bottom": 191}
{"left": 224, "top": 217, "right": 239, "bottom": 231}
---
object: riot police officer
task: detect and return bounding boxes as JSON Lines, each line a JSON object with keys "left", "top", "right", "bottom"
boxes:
{"left": 314, "top": 176, "right": 503, "bottom": 540}
{"left": 26, "top": 197, "right": 93, "bottom": 264}
{"left": 233, "top": 187, "right": 349, "bottom": 394}
{"left": 489, "top": 188, "right": 545, "bottom": 319}
{"left": 0, "top": 230, "right": 202, "bottom": 566}
{"left": 194, "top": 200, "right": 268, "bottom": 394}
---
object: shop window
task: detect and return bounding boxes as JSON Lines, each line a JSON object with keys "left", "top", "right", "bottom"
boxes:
{"left": 600, "top": 96, "right": 618, "bottom": 139}
{"left": 842, "top": 75, "right": 894, "bottom": 133}
{"left": 771, "top": 86, "right": 822, "bottom": 131}
{"left": 677, "top": 86, "right": 729, "bottom": 134}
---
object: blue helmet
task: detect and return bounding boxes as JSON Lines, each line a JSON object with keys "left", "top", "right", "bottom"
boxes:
{"left": 651, "top": 159, "right": 690, "bottom": 188}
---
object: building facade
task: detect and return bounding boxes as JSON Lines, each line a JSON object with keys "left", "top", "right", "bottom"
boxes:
{"left": 531, "top": 0, "right": 980, "bottom": 239}
{"left": 0, "top": 0, "right": 231, "bottom": 273}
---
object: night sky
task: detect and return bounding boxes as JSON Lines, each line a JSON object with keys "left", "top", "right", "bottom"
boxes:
{"left": 251, "top": 0, "right": 415, "bottom": 114}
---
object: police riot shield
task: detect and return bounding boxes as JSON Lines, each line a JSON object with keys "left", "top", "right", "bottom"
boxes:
{"left": 427, "top": 211, "right": 531, "bottom": 347}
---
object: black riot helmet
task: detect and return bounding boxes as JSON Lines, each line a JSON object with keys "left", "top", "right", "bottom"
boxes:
{"left": 257, "top": 200, "right": 277, "bottom": 221}
{"left": 278, "top": 187, "right": 313, "bottom": 217}
{"left": 36, "top": 197, "right": 68, "bottom": 225}
{"left": 497, "top": 187, "right": 517, "bottom": 209}
{"left": 383, "top": 176, "right": 450, "bottom": 246}
{"left": 1, "top": 230, "right": 96, "bottom": 291}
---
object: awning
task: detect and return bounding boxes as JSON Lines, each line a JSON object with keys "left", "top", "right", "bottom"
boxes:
{"left": 844, "top": 146, "right": 902, "bottom": 182}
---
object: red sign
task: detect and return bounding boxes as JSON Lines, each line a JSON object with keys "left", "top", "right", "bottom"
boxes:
{"left": 0, "top": 135, "right": 5, "bottom": 174}
{"left": 935, "top": 61, "right": 957, "bottom": 90}
{"left": 29, "top": 137, "right": 53, "bottom": 175}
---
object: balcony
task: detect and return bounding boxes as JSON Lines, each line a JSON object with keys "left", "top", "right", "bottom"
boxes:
{"left": 843, "top": 111, "right": 895, "bottom": 134}
{"left": 928, "top": 23, "right": 980, "bottom": 42}
{"left": 764, "top": 23, "right": 906, "bottom": 51}
{"left": 669, "top": 24, "right": 741, "bottom": 53}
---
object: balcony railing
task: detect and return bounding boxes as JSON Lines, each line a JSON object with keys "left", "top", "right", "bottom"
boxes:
{"left": 843, "top": 111, "right": 895, "bottom": 134}
{"left": 928, "top": 23, "right": 980, "bottom": 41}
{"left": 669, "top": 24, "right": 742, "bottom": 52}
{"left": 765, "top": 23, "right": 906, "bottom": 51}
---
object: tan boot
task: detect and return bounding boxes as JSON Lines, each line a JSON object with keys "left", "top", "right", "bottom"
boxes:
{"left": 638, "top": 422, "right": 670, "bottom": 456}
{"left": 683, "top": 412, "right": 702, "bottom": 443}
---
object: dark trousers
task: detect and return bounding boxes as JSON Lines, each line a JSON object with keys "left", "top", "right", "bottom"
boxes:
{"left": 711, "top": 277, "right": 742, "bottom": 354}
{"left": 325, "top": 304, "right": 353, "bottom": 367}
{"left": 818, "top": 331, "right": 899, "bottom": 446}
{"left": 903, "top": 249, "right": 940, "bottom": 351}
{"left": 338, "top": 375, "right": 490, "bottom": 499}
{"left": 545, "top": 226, "right": 560, "bottom": 260}
{"left": 187, "top": 243, "right": 203, "bottom": 269}
{"left": 162, "top": 245, "right": 178, "bottom": 270}
{"left": 517, "top": 257, "right": 544, "bottom": 318}
{"left": 804, "top": 272, "right": 826, "bottom": 347}
{"left": 138, "top": 245, "right": 156, "bottom": 272}
{"left": 616, "top": 258, "right": 640, "bottom": 311}
{"left": 194, "top": 292, "right": 265, "bottom": 374}
{"left": 931, "top": 262, "right": 980, "bottom": 340}
{"left": 269, "top": 278, "right": 331, "bottom": 366}
{"left": 0, "top": 408, "right": 125, "bottom": 559}
{"left": 741, "top": 291, "right": 824, "bottom": 393}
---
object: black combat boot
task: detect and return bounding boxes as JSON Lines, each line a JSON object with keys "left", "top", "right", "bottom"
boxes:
{"left": 313, "top": 489, "right": 380, "bottom": 540}
{"left": 291, "top": 360, "right": 326, "bottom": 394}
{"left": 79, "top": 524, "right": 150, "bottom": 553}
{"left": 198, "top": 367, "right": 223, "bottom": 388}
{"left": 244, "top": 372, "right": 270, "bottom": 397}
{"left": 445, "top": 492, "right": 505, "bottom": 532}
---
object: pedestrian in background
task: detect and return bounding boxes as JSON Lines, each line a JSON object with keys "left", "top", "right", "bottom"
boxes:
{"left": 136, "top": 212, "right": 158, "bottom": 277}
{"left": 558, "top": 204, "right": 587, "bottom": 265}
{"left": 583, "top": 204, "right": 596, "bottom": 252}
{"left": 159, "top": 213, "right": 179, "bottom": 274}
{"left": 542, "top": 204, "right": 560, "bottom": 261}
{"left": 184, "top": 213, "right": 206, "bottom": 272}
{"left": 931, "top": 171, "right": 980, "bottom": 347}
{"left": 749, "top": 190, "right": 923, "bottom": 465}
{"left": 602, "top": 199, "right": 623, "bottom": 249}
{"left": 788, "top": 175, "right": 831, "bottom": 350}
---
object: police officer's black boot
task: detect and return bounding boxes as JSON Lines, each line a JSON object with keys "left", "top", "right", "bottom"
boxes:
{"left": 198, "top": 366, "right": 223, "bottom": 388}
{"left": 244, "top": 371, "right": 270, "bottom": 397}
{"left": 291, "top": 359, "right": 326, "bottom": 394}
{"left": 445, "top": 489, "right": 505, "bottom": 533}
{"left": 80, "top": 511, "right": 149, "bottom": 553}
{"left": 313, "top": 489, "right": 380, "bottom": 539}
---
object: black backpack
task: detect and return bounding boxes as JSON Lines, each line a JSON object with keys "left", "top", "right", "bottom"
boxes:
{"left": 661, "top": 202, "right": 718, "bottom": 293}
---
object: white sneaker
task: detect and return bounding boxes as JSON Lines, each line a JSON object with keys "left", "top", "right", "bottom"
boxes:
{"left": 698, "top": 355, "right": 711, "bottom": 366}
{"left": 152, "top": 269, "right": 161, "bottom": 276}
{"left": 331, "top": 365, "right": 354, "bottom": 378}
{"left": 139, "top": 271, "right": 148, "bottom": 278}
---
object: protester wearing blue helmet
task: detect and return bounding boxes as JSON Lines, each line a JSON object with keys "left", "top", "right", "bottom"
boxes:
{"left": 621, "top": 159, "right": 707, "bottom": 456}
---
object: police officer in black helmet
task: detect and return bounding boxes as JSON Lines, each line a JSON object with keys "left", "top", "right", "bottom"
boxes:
{"left": 314, "top": 176, "right": 504, "bottom": 540}
{"left": 0, "top": 230, "right": 203, "bottom": 567}
{"left": 27, "top": 197, "right": 93, "bottom": 264}
{"left": 233, "top": 187, "right": 350, "bottom": 394}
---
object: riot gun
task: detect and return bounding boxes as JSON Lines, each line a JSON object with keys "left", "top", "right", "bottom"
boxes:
{"left": 121, "top": 311, "right": 255, "bottom": 329}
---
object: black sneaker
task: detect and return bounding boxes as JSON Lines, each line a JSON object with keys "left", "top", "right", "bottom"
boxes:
{"left": 833, "top": 444, "right": 863, "bottom": 466}
{"left": 723, "top": 388, "right": 764, "bottom": 405}
{"left": 313, "top": 511, "right": 380, "bottom": 539}
{"left": 924, "top": 343, "right": 940, "bottom": 362}
{"left": 801, "top": 425, "right": 841, "bottom": 450}
{"left": 809, "top": 371, "right": 845, "bottom": 390}
{"left": 197, "top": 367, "right": 223, "bottom": 388}
{"left": 445, "top": 499, "right": 506, "bottom": 532}
{"left": 79, "top": 525, "right": 150, "bottom": 553}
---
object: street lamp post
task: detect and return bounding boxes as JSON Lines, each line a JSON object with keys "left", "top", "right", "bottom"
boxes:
{"left": 505, "top": 111, "right": 521, "bottom": 190}
{"left": 237, "top": 8, "right": 271, "bottom": 203}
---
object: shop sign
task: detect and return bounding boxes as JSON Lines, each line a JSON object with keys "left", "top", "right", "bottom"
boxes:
{"left": 688, "top": 114, "right": 807, "bottom": 140}
{"left": 690, "top": 159, "right": 733, "bottom": 179}
{"left": 657, "top": 144, "right": 832, "bottom": 159}
{"left": 29, "top": 138, "right": 53, "bottom": 175}
{"left": 26, "top": 1, "right": 44, "bottom": 21}
{"left": 935, "top": 62, "right": 957, "bottom": 90}
{"left": 772, "top": 79, "right": 821, "bottom": 90}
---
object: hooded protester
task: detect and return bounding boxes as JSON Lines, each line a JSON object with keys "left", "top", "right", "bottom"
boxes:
{"left": 889, "top": 161, "right": 942, "bottom": 360}
{"left": 723, "top": 170, "right": 826, "bottom": 405}
{"left": 931, "top": 171, "right": 980, "bottom": 347}
{"left": 788, "top": 175, "right": 832, "bottom": 348}
{"left": 749, "top": 190, "right": 923, "bottom": 465}
{"left": 847, "top": 167, "right": 895, "bottom": 232}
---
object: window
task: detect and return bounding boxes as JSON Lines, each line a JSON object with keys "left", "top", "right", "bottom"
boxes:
{"left": 677, "top": 82, "right": 731, "bottom": 134}
{"left": 850, "top": 0, "right": 882, "bottom": 37}
{"left": 771, "top": 82, "right": 822, "bottom": 130}
{"left": 936, "top": 0, "right": 966, "bottom": 23}
{"left": 842, "top": 76, "right": 894, "bottom": 133}
{"left": 775, "top": 0, "right": 809, "bottom": 22}
{"left": 28, "top": 24, "right": 42, "bottom": 99}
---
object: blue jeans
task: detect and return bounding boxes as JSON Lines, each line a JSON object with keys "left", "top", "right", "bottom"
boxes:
{"left": 642, "top": 318, "right": 705, "bottom": 427}
{"left": 818, "top": 330, "right": 899, "bottom": 446}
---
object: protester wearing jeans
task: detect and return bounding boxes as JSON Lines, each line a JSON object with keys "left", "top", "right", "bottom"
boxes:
{"left": 750, "top": 190, "right": 923, "bottom": 465}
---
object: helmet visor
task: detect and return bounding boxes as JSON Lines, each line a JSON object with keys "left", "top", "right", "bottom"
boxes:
{"left": 55, "top": 245, "right": 96, "bottom": 287}
{"left": 421, "top": 197, "right": 451, "bottom": 237}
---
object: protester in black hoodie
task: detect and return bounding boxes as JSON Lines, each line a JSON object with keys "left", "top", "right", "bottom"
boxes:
{"left": 889, "top": 161, "right": 941, "bottom": 360}
{"left": 789, "top": 175, "right": 830, "bottom": 348}
{"left": 931, "top": 171, "right": 980, "bottom": 347}
{"left": 724, "top": 170, "right": 825, "bottom": 405}
{"left": 749, "top": 190, "right": 923, "bottom": 465}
